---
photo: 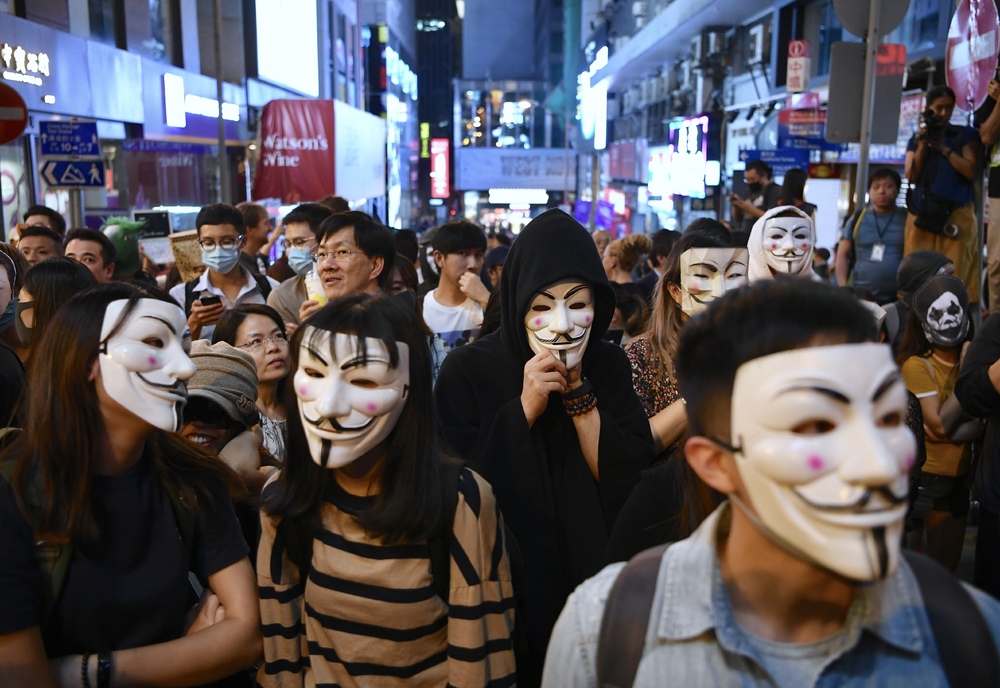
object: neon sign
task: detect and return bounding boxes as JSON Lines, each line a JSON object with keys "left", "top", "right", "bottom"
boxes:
{"left": 0, "top": 42, "right": 50, "bottom": 86}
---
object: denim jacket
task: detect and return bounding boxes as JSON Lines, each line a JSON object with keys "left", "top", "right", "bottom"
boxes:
{"left": 542, "top": 503, "right": 1000, "bottom": 687}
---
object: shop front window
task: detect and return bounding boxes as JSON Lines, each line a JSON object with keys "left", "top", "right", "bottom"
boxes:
{"left": 0, "top": 140, "right": 32, "bottom": 242}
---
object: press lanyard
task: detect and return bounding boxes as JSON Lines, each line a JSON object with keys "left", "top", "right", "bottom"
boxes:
{"left": 869, "top": 207, "right": 899, "bottom": 263}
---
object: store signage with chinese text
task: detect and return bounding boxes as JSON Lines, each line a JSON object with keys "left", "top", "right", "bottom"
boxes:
{"left": 786, "top": 40, "right": 810, "bottom": 93}
{"left": 0, "top": 41, "right": 50, "bottom": 87}
{"left": 430, "top": 138, "right": 450, "bottom": 199}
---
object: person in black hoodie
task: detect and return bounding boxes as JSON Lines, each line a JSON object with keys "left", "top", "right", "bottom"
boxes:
{"left": 434, "top": 208, "right": 654, "bottom": 680}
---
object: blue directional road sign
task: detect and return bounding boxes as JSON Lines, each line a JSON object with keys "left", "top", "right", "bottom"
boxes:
{"left": 738, "top": 149, "right": 809, "bottom": 179}
{"left": 41, "top": 159, "right": 105, "bottom": 188}
{"left": 40, "top": 120, "right": 100, "bottom": 158}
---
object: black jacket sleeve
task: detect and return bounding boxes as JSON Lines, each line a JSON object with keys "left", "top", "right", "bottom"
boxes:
{"left": 955, "top": 314, "right": 1000, "bottom": 418}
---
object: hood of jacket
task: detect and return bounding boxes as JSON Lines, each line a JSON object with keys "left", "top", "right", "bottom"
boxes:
{"left": 747, "top": 205, "right": 820, "bottom": 283}
{"left": 895, "top": 250, "right": 952, "bottom": 308}
{"left": 498, "top": 208, "right": 616, "bottom": 362}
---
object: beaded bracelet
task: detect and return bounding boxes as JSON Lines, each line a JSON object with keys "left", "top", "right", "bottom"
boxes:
{"left": 81, "top": 653, "right": 92, "bottom": 688}
{"left": 564, "top": 391, "right": 598, "bottom": 417}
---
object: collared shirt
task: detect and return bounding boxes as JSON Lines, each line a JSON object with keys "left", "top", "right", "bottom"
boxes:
{"left": 168, "top": 267, "right": 275, "bottom": 341}
{"left": 542, "top": 503, "right": 1000, "bottom": 688}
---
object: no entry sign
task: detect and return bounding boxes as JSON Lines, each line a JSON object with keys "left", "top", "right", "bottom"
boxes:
{"left": 0, "top": 82, "right": 27, "bottom": 145}
{"left": 946, "top": 0, "right": 1000, "bottom": 111}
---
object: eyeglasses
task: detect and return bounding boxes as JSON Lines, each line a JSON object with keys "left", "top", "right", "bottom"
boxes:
{"left": 198, "top": 235, "right": 244, "bottom": 250}
{"left": 287, "top": 237, "right": 317, "bottom": 249}
{"left": 238, "top": 332, "right": 288, "bottom": 352}
{"left": 311, "top": 249, "right": 362, "bottom": 264}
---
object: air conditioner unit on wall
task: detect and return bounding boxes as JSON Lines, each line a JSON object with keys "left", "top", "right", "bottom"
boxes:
{"left": 748, "top": 23, "right": 766, "bottom": 65}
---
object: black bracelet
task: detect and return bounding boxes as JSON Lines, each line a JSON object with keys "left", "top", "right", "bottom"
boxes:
{"left": 562, "top": 378, "right": 593, "bottom": 402}
{"left": 81, "top": 653, "right": 92, "bottom": 688}
{"left": 97, "top": 652, "right": 113, "bottom": 688}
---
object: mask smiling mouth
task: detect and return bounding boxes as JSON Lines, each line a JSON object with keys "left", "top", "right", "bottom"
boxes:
{"left": 794, "top": 485, "right": 908, "bottom": 514}
{"left": 304, "top": 413, "right": 375, "bottom": 434}
{"left": 532, "top": 330, "right": 587, "bottom": 346}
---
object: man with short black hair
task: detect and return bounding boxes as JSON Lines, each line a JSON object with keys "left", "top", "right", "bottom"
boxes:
{"left": 23, "top": 205, "right": 66, "bottom": 237}
{"left": 266, "top": 203, "right": 333, "bottom": 328}
{"left": 636, "top": 229, "right": 680, "bottom": 302}
{"left": 422, "top": 220, "right": 488, "bottom": 352}
{"left": 169, "top": 203, "right": 276, "bottom": 340}
{"left": 64, "top": 228, "right": 116, "bottom": 283}
{"left": 297, "top": 211, "right": 395, "bottom": 324}
{"left": 18, "top": 226, "right": 63, "bottom": 266}
{"left": 544, "top": 279, "right": 1000, "bottom": 687}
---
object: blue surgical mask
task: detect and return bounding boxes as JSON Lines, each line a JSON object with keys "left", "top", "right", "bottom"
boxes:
{"left": 201, "top": 245, "right": 241, "bottom": 274}
{"left": 287, "top": 246, "right": 314, "bottom": 277}
{"left": 0, "top": 297, "right": 14, "bottom": 333}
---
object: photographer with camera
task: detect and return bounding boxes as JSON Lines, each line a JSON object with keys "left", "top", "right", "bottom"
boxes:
{"left": 905, "top": 86, "right": 981, "bottom": 307}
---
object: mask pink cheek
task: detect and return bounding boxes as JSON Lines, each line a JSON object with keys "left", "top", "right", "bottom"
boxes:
{"left": 806, "top": 455, "right": 826, "bottom": 472}
{"left": 297, "top": 386, "right": 309, "bottom": 397}
{"left": 584, "top": 315, "right": 592, "bottom": 324}
{"left": 364, "top": 402, "right": 378, "bottom": 413}
{"left": 147, "top": 356, "right": 158, "bottom": 366}
{"left": 904, "top": 453, "right": 915, "bottom": 469}
{"left": 533, "top": 317, "right": 543, "bottom": 327}
{"left": 769, "top": 242, "right": 779, "bottom": 250}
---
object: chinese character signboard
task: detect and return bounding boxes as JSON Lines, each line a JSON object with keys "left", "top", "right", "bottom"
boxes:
{"left": 0, "top": 41, "right": 50, "bottom": 86}
{"left": 786, "top": 40, "right": 810, "bottom": 94}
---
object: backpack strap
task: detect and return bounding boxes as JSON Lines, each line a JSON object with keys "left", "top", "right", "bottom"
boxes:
{"left": 596, "top": 543, "right": 670, "bottom": 688}
{"left": 851, "top": 207, "right": 868, "bottom": 244}
{"left": 252, "top": 273, "right": 272, "bottom": 300}
{"left": 183, "top": 279, "right": 198, "bottom": 317}
{"left": 903, "top": 550, "right": 1000, "bottom": 686}
{"left": 429, "top": 458, "right": 464, "bottom": 603}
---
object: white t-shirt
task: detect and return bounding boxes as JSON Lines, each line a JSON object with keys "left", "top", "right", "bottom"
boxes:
{"left": 422, "top": 290, "right": 483, "bottom": 352}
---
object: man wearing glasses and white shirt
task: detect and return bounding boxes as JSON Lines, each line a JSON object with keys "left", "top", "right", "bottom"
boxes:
{"left": 170, "top": 203, "right": 279, "bottom": 340}
{"left": 297, "top": 211, "right": 396, "bottom": 325}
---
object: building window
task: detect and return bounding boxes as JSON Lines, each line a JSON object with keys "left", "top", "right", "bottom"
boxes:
{"left": 89, "top": 0, "right": 117, "bottom": 46}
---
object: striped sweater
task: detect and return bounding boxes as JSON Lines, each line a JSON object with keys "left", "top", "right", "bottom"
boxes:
{"left": 258, "top": 467, "right": 517, "bottom": 687}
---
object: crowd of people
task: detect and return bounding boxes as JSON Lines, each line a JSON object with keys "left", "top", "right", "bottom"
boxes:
{"left": 2, "top": 83, "right": 1000, "bottom": 688}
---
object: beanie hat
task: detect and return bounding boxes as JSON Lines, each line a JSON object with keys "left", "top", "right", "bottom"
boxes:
{"left": 187, "top": 340, "right": 260, "bottom": 428}
{"left": 102, "top": 217, "right": 146, "bottom": 278}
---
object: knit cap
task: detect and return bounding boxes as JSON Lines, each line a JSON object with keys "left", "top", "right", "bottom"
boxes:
{"left": 187, "top": 340, "right": 260, "bottom": 428}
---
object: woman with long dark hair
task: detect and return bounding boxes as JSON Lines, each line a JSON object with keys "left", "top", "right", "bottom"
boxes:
{"left": 257, "top": 292, "right": 516, "bottom": 686}
{"left": 16, "top": 257, "right": 96, "bottom": 363}
{"left": 213, "top": 304, "right": 290, "bottom": 462}
{"left": 0, "top": 283, "right": 260, "bottom": 687}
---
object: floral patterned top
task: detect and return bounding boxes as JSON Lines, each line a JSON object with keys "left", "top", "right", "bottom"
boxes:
{"left": 624, "top": 337, "right": 681, "bottom": 418}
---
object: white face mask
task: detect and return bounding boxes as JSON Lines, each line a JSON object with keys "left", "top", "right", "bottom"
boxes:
{"left": 524, "top": 281, "right": 595, "bottom": 369}
{"left": 679, "top": 247, "right": 749, "bottom": 316}
{"left": 294, "top": 329, "right": 410, "bottom": 469}
{"left": 99, "top": 299, "right": 196, "bottom": 432}
{"left": 762, "top": 216, "right": 813, "bottom": 275}
{"left": 922, "top": 291, "right": 967, "bottom": 345}
{"left": 728, "top": 343, "right": 915, "bottom": 581}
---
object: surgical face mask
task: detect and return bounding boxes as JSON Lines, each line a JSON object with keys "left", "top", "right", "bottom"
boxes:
{"left": 99, "top": 298, "right": 196, "bottom": 432}
{"left": 524, "top": 281, "right": 594, "bottom": 370}
{"left": 762, "top": 216, "right": 814, "bottom": 276}
{"left": 287, "top": 246, "right": 314, "bottom": 277}
{"left": 201, "top": 244, "right": 241, "bottom": 274}
{"left": 747, "top": 181, "right": 763, "bottom": 194}
{"left": 914, "top": 275, "right": 969, "bottom": 347}
{"left": 678, "top": 247, "right": 749, "bottom": 316}
{"left": 728, "top": 343, "right": 914, "bottom": 582}
{"left": 294, "top": 329, "right": 410, "bottom": 470}
{"left": 0, "top": 297, "right": 14, "bottom": 334}
{"left": 14, "top": 300, "right": 32, "bottom": 346}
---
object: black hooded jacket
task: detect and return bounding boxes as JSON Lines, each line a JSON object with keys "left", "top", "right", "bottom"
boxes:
{"left": 435, "top": 209, "right": 653, "bottom": 667}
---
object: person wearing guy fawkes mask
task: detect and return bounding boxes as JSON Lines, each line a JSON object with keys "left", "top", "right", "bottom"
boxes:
{"left": 544, "top": 280, "right": 1000, "bottom": 688}
{"left": 169, "top": 204, "right": 279, "bottom": 341}
{"left": 747, "top": 205, "right": 824, "bottom": 282}
{"left": 435, "top": 208, "right": 653, "bottom": 680}
{"left": 899, "top": 274, "right": 980, "bottom": 572}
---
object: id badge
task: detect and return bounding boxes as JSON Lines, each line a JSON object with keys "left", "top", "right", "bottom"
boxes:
{"left": 871, "top": 243, "right": 885, "bottom": 262}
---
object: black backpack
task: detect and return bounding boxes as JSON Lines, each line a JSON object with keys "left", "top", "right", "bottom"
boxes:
{"left": 596, "top": 545, "right": 1000, "bottom": 688}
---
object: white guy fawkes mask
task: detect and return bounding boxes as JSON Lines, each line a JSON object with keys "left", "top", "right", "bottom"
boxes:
{"left": 762, "top": 216, "right": 813, "bottom": 275}
{"left": 99, "top": 298, "right": 195, "bottom": 432}
{"left": 679, "top": 247, "right": 749, "bottom": 316}
{"left": 294, "top": 329, "right": 410, "bottom": 469}
{"left": 728, "top": 343, "right": 915, "bottom": 582}
{"left": 524, "top": 280, "right": 595, "bottom": 370}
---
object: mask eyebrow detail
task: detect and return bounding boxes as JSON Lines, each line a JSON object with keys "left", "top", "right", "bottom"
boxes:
{"left": 537, "top": 289, "right": 556, "bottom": 300}
{"left": 341, "top": 357, "right": 390, "bottom": 371}
{"left": 563, "top": 285, "right": 591, "bottom": 299}
{"left": 303, "top": 346, "right": 329, "bottom": 366}
{"left": 144, "top": 315, "right": 177, "bottom": 335}
{"left": 871, "top": 373, "right": 902, "bottom": 403}
{"left": 779, "top": 385, "right": 851, "bottom": 404}
{"left": 689, "top": 263, "right": 720, "bottom": 273}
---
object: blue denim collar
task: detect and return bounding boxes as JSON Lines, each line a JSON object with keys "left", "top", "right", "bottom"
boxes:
{"left": 654, "top": 503, "right": 925, "bottom": 657}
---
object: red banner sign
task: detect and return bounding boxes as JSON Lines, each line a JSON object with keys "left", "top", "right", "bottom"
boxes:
{"left": 252, "top": 99, "right": 335, "bottom": 204}
{"left": 430, "top": 138, "right": 449, "bottom": 199}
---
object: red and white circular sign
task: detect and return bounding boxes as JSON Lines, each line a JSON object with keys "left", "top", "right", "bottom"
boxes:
{"left": 0, "top": 83, "right": 27, "bottom": 145}
{"left": 946, "top": 0, "right": 1000, "bottom": 111}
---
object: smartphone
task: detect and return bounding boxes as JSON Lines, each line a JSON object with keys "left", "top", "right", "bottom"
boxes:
{"left": 199, "top": 294, "right": 222, "bottom": 307}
